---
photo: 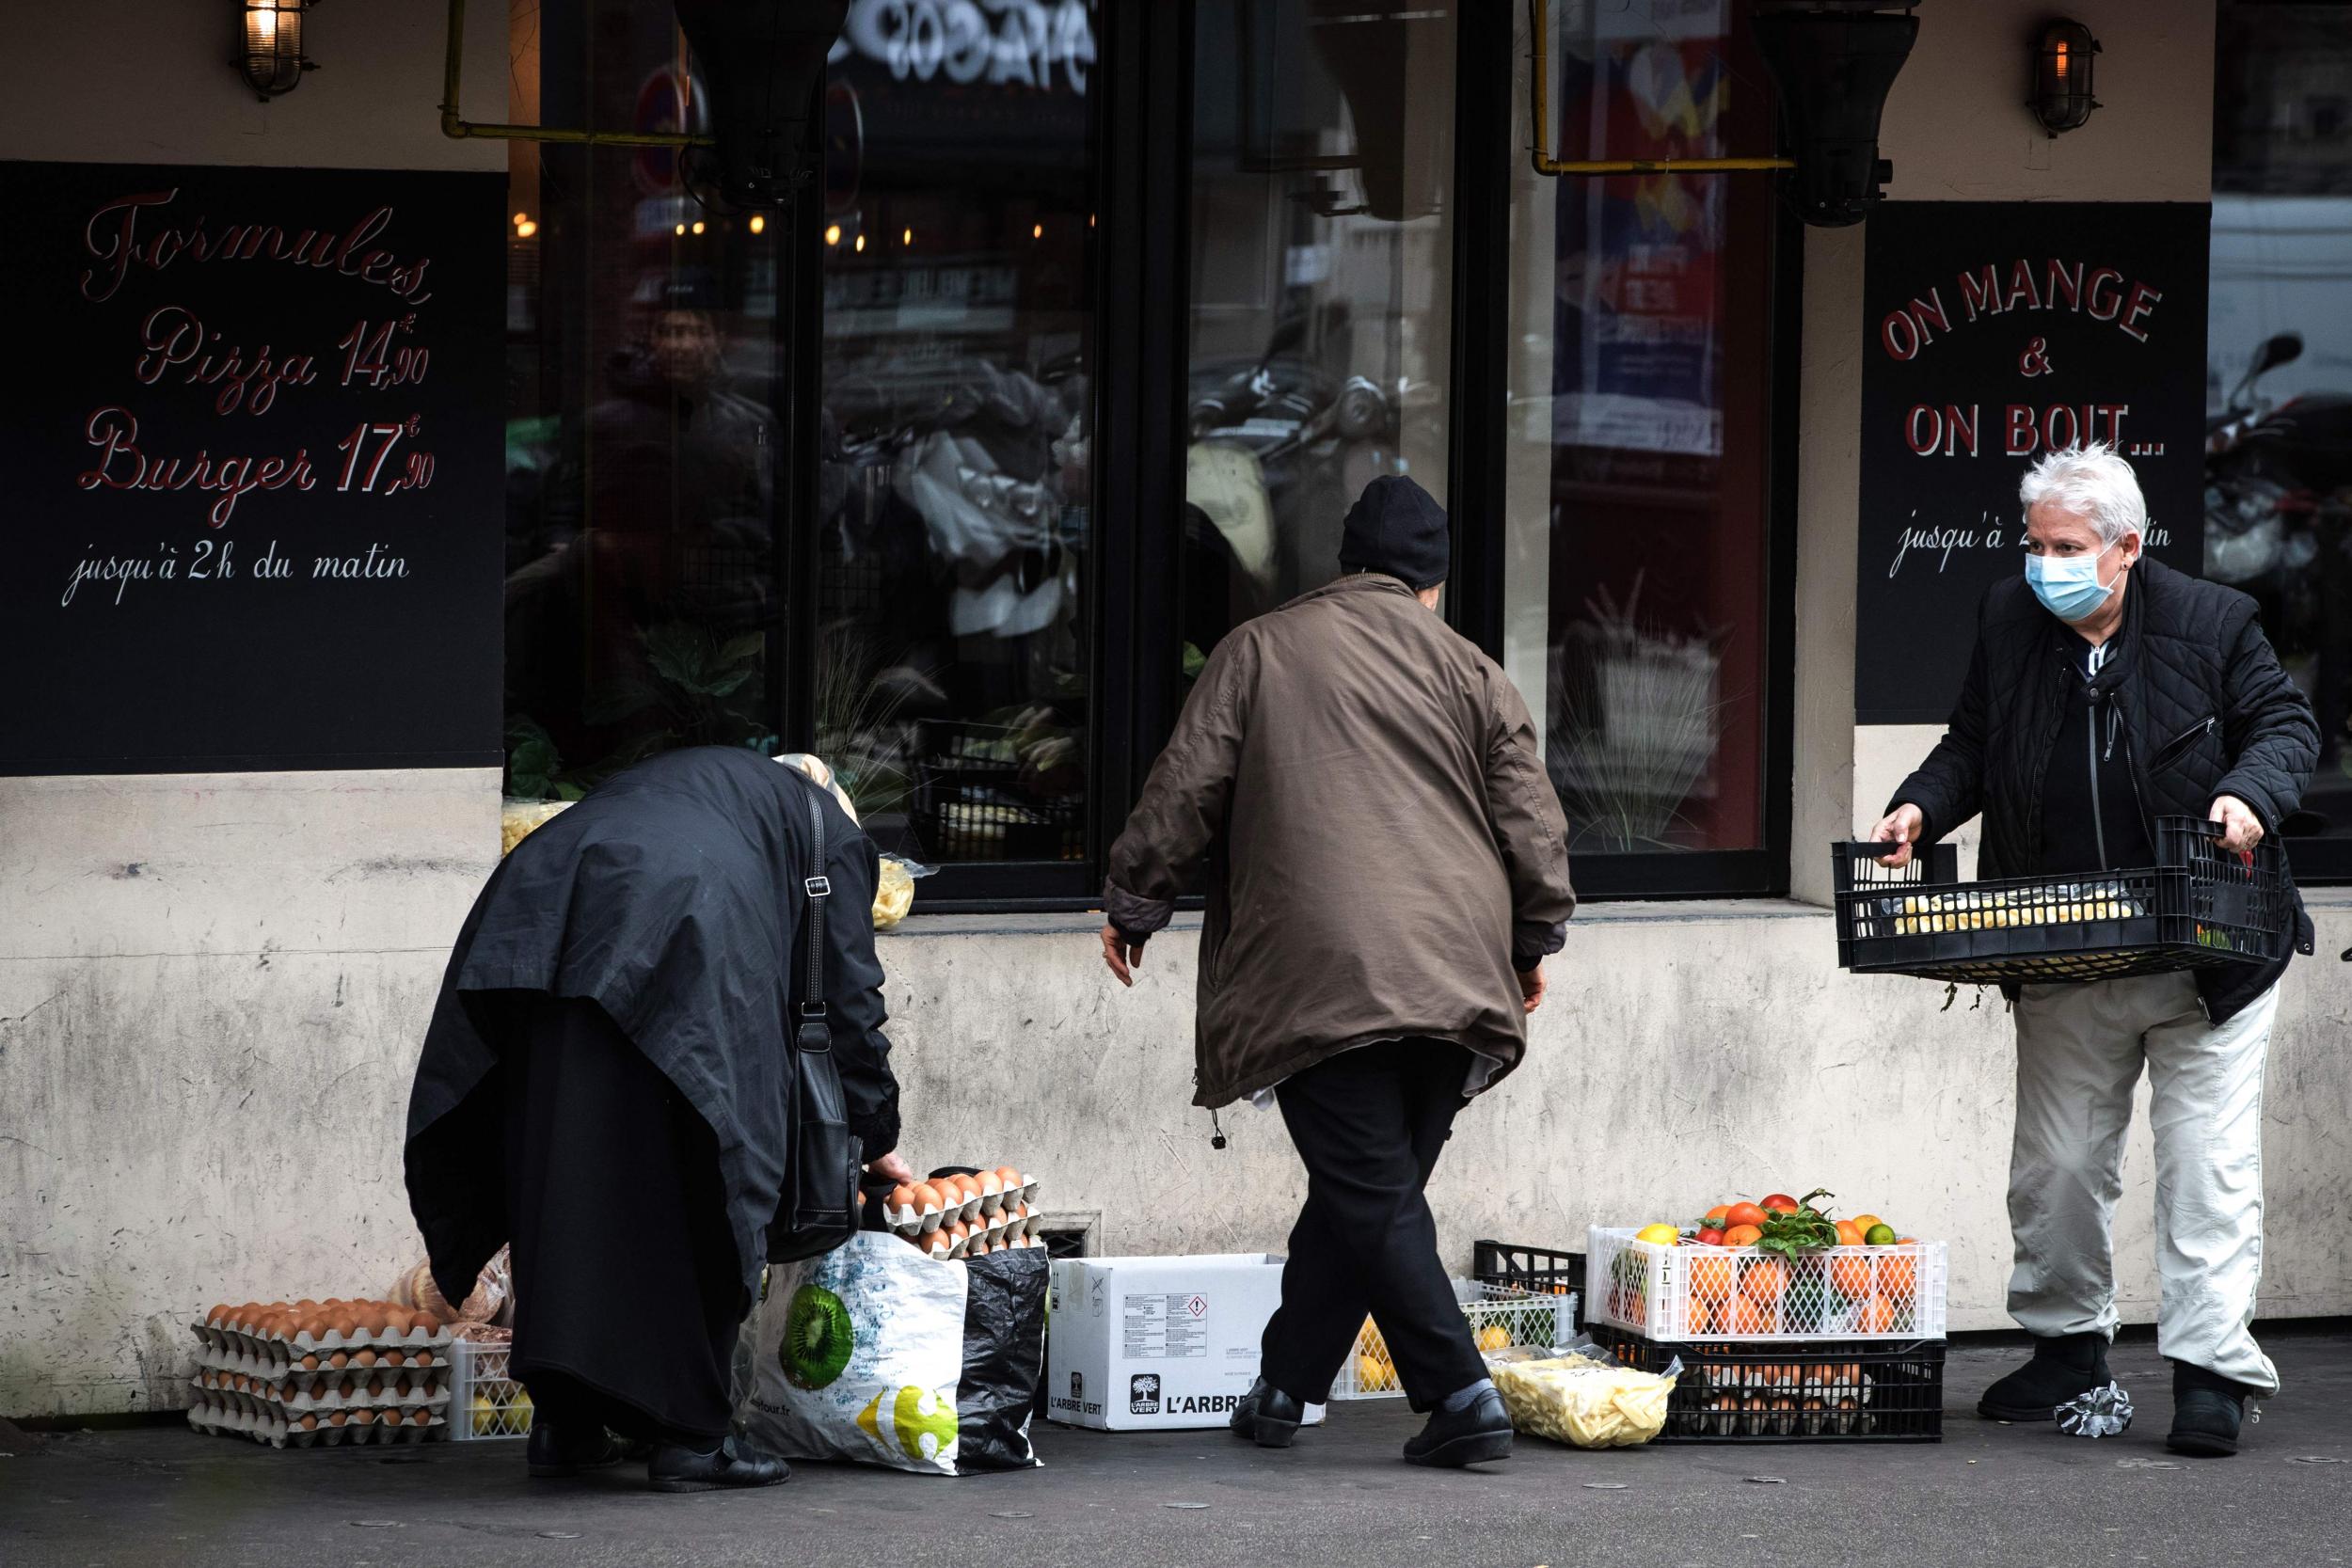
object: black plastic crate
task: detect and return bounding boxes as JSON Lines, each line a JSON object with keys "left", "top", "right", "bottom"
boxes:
{"left": 1832, "top": 816, "right": 2291, "bottom": 985}
{"left": 1589, "top": 1325, "right": 1945, "bottom": 1444}
{"left": 1473, "top": 1240, "right": 1584, "bottom": 1330}
{"left": 909, "top": 721, "right": 1085, "bottom": 863}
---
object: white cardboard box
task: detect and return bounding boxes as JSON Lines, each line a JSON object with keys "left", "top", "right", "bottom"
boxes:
{"left": 1044, "top": 1253, "right": 1327, "bottom": 1431}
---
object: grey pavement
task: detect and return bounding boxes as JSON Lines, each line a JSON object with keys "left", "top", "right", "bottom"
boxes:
{"left": 3, "top": 1330, "right": 2347, "bottom": 1568}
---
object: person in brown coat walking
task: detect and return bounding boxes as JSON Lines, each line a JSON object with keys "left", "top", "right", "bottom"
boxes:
{"left": 1096, "top": 474, "right": 1577, "bottom": 1466}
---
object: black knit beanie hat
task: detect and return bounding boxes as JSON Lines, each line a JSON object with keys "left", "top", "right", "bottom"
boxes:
{"left": 1337, "top": 474, "right": 1450, "bottom": 590}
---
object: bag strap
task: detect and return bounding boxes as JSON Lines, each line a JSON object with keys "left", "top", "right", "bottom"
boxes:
{"left": 799, "top": 785, "right": 833, "bottom": 1053}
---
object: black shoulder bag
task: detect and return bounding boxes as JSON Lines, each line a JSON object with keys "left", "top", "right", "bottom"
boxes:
{"left": 767, "top": 784, "right": 864, "bottom": 1263}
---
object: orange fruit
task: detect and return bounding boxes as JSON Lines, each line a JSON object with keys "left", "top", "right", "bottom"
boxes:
{"left": 1723, "top": 1224, "right": 1763, "bottom": 1248}
{"left": 1829, "top": 1253, "right": 1871, "bottom": 1298}
{"left": 1855, "top": 1294, "right": 1898, "bottom": 1334}
{"left": 1724, "top": 1202, "right": 1769, "bottom": 1230}
{"left": 1834, "top": 1220, "right": 1865, "bottom": 1247}
{"left": 1880, "top": 1250, "right": 1917, "bottom": 1300}
{"left": 1703, "top": 1204, "right": 1733, "bottom": 1227}
{"left": 1741, "top": 1259, "right": 1788, "bottom": 1305}
{"left": 1850, "top": 1213, "right": 1883, "bottom": 1236}
{"left": 1687, "top": 1253, "right": 1736, "bottom": 1305}
{"left": 1733, "top": 1295, "right": 1776, "bottom": 1335}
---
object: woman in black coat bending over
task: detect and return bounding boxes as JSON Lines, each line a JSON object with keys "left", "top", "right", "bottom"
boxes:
{"left": 405, "top": 748, "right": 914, "bottom": 1492}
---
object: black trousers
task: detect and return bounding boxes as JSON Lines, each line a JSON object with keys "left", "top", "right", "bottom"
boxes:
{"left": 1258, "top": 1039, "right": 1487, "bottom": 1409}
{"left": 500, "top": 995, "right": 743, "bottom": 1445}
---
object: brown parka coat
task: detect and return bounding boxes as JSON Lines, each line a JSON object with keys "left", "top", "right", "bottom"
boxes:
{"left": 1104, "top": 574, "right": 1577, "bottom": 1108}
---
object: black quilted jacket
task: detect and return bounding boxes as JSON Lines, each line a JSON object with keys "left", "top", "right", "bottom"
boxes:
{"left": 1893, "top": 556, "right": 2320, "bottom": 1023}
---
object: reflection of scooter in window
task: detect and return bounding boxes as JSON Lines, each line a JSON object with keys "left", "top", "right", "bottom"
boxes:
{"left": 2205, "top": 330, "right": 2352, "bottom": 798}
{"left": 1184, "top": 317, "right": 1434, "bottom": 661}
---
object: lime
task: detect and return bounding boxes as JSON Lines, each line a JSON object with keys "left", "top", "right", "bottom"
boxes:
{"left": 1864, "top": 1224, "right": 1898, "bottom": 1246}
{"left": 1635, "top": 1223, "right": 1680, "bottom": 1245}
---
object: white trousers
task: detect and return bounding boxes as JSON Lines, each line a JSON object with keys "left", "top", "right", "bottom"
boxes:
{"left": 2008, "top": 972, "right": 2280, "bottom": 1394}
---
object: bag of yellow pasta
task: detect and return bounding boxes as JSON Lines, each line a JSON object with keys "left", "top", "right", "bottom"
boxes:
{"left": 1488, "top": 1346, "right": 1677, "bottom": 1449}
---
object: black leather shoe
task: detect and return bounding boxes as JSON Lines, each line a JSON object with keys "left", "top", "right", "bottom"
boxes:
{"left": 2167, "top": 1361, "right": 2255, "bottom": 1458}
{"left": 646, "top": 1435, "right": 792, "bottom": 1494}
{"left": 1229, "top": 1380, "right": 1304, "bottom": 1449}
{"left": 525, "top": 1420, "right": 628, "bottom": 1479}
{"left": 1403, "top": 1387, "right": 1513, "bottom": 1467}
{"left": 1979, "top": 1333, "right": 2110, "bottom": 1422}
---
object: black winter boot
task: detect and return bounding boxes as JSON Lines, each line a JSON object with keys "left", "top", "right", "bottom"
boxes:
{"left": 1978, "top": 1333, "right": 2110, "bottom": 1422}
{"left": 2167, "top": 1361, "right": 2256, "bottom": 1458}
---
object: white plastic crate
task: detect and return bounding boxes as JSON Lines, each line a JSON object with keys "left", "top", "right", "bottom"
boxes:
{"left": 1331, "top": 1281, "right": 1578, "bottom": 1400}
{"left": 1586, "top": 1227, "right": 1946, "bottom": 1342}
{"left": 449, "top": 1338, "right": 534, "bottom": 1440}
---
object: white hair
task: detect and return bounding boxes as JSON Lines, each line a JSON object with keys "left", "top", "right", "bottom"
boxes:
{"left": 2018, "top": 442, "right": 2147, "bottom": 546}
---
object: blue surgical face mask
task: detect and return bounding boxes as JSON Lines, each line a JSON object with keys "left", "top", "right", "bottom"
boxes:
{"left": 2025, "top": 547, "right": 2122, "bottom": 623}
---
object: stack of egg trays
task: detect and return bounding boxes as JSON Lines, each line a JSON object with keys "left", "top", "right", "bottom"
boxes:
{"left": 185, "top": 1316, "right": 455, "bottom": 1449}
{"left": 882, "top": 1172, "right": 1045, "bottom": 1259}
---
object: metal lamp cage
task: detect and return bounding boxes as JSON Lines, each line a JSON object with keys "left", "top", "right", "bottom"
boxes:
{"left": 242, "top": 0, "right": 314, "bottom": 100}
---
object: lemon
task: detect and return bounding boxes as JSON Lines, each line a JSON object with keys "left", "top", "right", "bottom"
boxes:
{"left": 469, "top": 1393, "right": 498, "bottom": 1436}
{"left": 1356, "top": 1353, "right": 1396, "bottom": 1393}
{"left": 1635, "top": 1223, "right": 1680, "bottom": 1246}
{"left": 1476, "top": 1323, "right": 1513, "bottom": 1354}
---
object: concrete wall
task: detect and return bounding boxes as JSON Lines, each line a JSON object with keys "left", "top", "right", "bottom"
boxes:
{"left": 0, "top": 5, "right": 507, "bottom": 1416}
{"left": 892, "top": 902, "right": 2352, "bottom": 1336}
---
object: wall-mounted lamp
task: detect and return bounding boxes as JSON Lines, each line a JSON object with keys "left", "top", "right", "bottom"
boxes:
{"left": 2030, "top": 20, "right": 2101, "bottom": 135}
{"left": 240, "top": 0, "right": 317, "bottom": 102}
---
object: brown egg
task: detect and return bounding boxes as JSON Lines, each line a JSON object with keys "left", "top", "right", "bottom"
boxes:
{"left": 412, "top": 1350, "right": 434, "bottom": 1368}
{"left": 919, "top": 1229, "right": 950, "bottom": 1259}
{"left": 298, "top": 1415, "right": 318, "bottom": 1432}
{"left": 349, "top": 1408, "right": 376, "bottom": 1427}
{"left": 913, "top": 1182, "right": 943, "bottom": 1214}
{"left": 960, "top": 1175, "right": 984, "bottom": 1204}
{"left": 977, "top": 1170, "right": 1003, "bottom": 1200}
{"left": 409, "top": 1409, "right": 432, "bottom": 1427}
{"left": 888, "top": 1182, "right": 915, "bottom": 1212}
{"left": 326, "top": 1311, "right": 358, "bottom": 1340}
{"left": 353, "top": 1349, "right": 379, "bottom": 1369}
{"left": 294, "top": 1299, "right": 318, "bottom": 1311}
{"left": 204, "top": 1304, "right": 229, "bottom": 1327}
{"left": 326, "top": 1410, "right": 349, "bottom": 1427}
{"left": 994, "top": 1164, "right": 1022, "bottom": 1186}
{"left": 384, "top": 1349, "right": 405, "bottom": 1368}
{"left": 327, "top": 1351, "right": 350, "bottom": 1370}
{"left": 354, "top": 1303, "right": 389, "bottom": 1336}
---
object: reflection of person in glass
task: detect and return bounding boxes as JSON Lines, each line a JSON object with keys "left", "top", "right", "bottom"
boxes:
{"left": 508, "top": 274, "right": 777, "bottom": 784}
{"left": 1098, "top": 476, "right": 1577, "bottom": 1468}
{"left": 1870, "top": 444, "right": 2317, "bottom": 1458}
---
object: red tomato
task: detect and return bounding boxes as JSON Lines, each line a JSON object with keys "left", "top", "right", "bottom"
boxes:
{"left": 1724, "top": 1202, "right": 1769, "bottom": 1230}
{"left": 1760, "top": 1194, "right": 1799, "bottom": 1214}
{"left": 1696, "top": 1227, "right": 1726, "bottom": 1246}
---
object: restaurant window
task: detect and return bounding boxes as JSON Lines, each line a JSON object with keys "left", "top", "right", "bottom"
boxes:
{"left": 1182, "top": 0, "right": 1458, "bottom": 672}
{"left": 502, "top": 1, "right": 1102, "bottom": 901}
{"left": 2212, "top": 0, "right": 2352, "bottom": 882}
{"left": 1499, "top": 0, "right": 1790, "bottom": 896}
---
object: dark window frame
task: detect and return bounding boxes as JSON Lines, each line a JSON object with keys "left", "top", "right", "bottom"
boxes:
{"left": 824, "top": 0, "right": 1801, "bottom": 912}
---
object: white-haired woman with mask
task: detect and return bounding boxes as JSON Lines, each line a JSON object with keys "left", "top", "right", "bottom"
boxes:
{"left": 1871, "top": 442, "right": 2318, "bottom": 1456}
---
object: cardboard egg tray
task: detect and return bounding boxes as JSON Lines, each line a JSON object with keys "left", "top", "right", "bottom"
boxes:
{"left": 186, "top": 1398, "right": 447, "bottom": 1449}
{"left": 882, "top": 1176, "right": 1041, "bottom": 1238}
{"left": 191, "top": 1365, "right": 452, "bottom": 1416}
{"left": 191, "top": 1319, "right": 454, "bottom": 1366}
{"left": 899, "top": 1204, "right": 1048, "bottom": 1260}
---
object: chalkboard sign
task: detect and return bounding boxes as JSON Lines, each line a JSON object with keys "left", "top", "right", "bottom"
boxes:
{"left": 0, "top": 161, "right": 504, "bottom": 773}
{"left": 1855, "top": 201, "right": 2210, "bottom": 724}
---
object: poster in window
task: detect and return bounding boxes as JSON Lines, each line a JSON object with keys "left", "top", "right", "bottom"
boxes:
{"left": 1549, "top": 0, "right": 1732, "bottom": 458}
{"left": 0, "top": 161, "right": 504, "bottom": 773}
{"left": 1855, "top": 201, "right": 2210, "bottom": 724}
